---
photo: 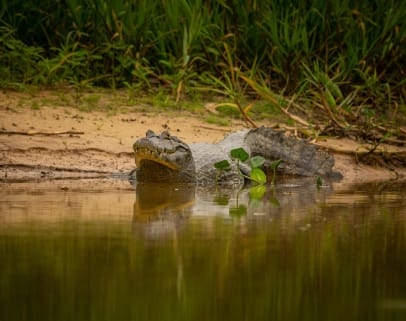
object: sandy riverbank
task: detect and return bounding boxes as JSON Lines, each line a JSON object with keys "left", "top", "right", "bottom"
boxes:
{"left": 1, "top": 90, "right": 405, "bottom": 186}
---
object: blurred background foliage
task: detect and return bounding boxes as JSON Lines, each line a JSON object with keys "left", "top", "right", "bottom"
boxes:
{"left": 0, "top": 0, "right": 405, "bottom": 130}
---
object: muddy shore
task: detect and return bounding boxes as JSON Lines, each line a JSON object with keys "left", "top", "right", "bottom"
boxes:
{"left": 1, "top": 91, "right": 405, "bottom": 187}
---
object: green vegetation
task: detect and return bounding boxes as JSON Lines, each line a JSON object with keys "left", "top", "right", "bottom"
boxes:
{"left": 204, "top": 115, "right": 231, "bottom": 127}
{"left": 1, "top": 1, "right": 405, "bottom": 137}
{"left": 214, "top": 147, "right": 268, "bottom": 185}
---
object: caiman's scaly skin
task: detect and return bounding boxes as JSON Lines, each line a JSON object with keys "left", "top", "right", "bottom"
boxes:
{"left": 133, "top": 127, "right": 340, "bottom": 184}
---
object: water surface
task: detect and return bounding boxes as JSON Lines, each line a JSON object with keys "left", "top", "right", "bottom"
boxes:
{"left": 1, "top": 179, "right": 405, "bottom": 321}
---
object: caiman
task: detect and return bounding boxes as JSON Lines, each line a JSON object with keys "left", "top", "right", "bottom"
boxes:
{"left": 133, "top": 127, "right": 341, "bottom": 184}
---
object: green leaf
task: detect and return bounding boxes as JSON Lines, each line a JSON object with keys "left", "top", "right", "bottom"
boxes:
{"left": 229, "top": 205, "right": 247, "bottom": 217}
{"left": 250, "top": 168, "right": 267, "bottom": 185}
{"left": 249, "top": 155, "right": 265, "bottom": 168}
{"left": 320, "top": 73, "right": 343, "bottom": 100}
{"left": 213, "top": 194, "right": 230, "bottom": 206}
{"left": 316, "top": 176, "right": 323, "bottom": 189}
{"left": 324, "top": 87, "right": 336, "bottom": 110}
{"left": 230, "top": 148, "right": 249, "bottom": 162}
{"left": 214, "top": 160, "right": 231, "bottom": 171}
{"left": 249, "top": 185, "right": 266, "bottom": 200}
{"left": 269, "top": 196, "right": 280, "bottom": 207}
{"left": 270, "top": 159, "right": 282, "bottom": 170}
{"left": 249, "top": 198, "right": 262, "bottom": 208}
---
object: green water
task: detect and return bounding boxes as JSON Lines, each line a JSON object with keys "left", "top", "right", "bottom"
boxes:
{"left": 1, "top": 179, "right": 405, "bottom": 321}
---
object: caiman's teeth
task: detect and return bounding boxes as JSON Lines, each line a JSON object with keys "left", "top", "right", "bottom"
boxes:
{"left": 136, "top": 147, "right": 164, "bottom": 159}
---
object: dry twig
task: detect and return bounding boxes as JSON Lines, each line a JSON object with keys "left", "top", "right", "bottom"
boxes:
{"left": 0, "top": 130, "right": 84, "bottom": 136}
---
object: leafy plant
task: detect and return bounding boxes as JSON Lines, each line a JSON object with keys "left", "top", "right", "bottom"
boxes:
{"left": 214, "top": 159, "right": 231, "bottom": 183}
{"left": 249, "top": 185, "right": 267, "bottom": 208}
{"left": 214, "top": 147, "right": 267, "bottom": 185}
{"left": 229, "top": 204, "right": 247, "bottom": 218}
{"left": 316, "top": 176, "right": 323, "bottom": 190}
{"left": 269, "top": 160, "right": 282, "bottom": 185}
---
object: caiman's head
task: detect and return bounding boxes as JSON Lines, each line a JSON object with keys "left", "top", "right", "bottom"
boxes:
{"left": 133, "top": 130, "right": 196, "bottom": 183}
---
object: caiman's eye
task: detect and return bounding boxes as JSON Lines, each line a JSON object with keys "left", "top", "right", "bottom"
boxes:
{"left": 160, "top": 131, "right": 170, "bottom": 139}
{"left": 177, "top": 145, "right": 189, "bottom": 152}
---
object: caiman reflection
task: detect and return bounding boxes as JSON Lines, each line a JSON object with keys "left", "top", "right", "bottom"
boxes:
{"left": 131, "top": 178, "right": 334, "bottom": 241}
{"left": 132, "top": 183, "right": 195, "bottom": 240}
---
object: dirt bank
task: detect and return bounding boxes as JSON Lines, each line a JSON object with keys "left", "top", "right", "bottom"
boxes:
{"left": 1, "top": 90, "right": 405, "bottom": 186}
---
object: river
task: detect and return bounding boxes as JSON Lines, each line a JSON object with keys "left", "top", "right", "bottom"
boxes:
{"left": 1, "top": 178, "right": 405, "bottom": 321}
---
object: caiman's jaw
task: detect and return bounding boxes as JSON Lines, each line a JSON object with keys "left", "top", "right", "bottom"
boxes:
{"left": 133, "top": 130, "right": 193, "bottom": 172}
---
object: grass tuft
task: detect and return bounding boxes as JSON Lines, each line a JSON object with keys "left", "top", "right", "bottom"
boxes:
{"left": 0, "top": 0, "right": 404, "bottom": 134}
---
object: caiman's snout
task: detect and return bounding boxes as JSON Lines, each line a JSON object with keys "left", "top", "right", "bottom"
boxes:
{"left": 133, "top": 130, "right": 192, "bottom": 170}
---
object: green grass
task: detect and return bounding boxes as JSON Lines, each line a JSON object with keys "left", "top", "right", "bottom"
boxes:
{"left": 30, "top": 101, "right": 40, "bottom": 110}
{"left": 0, "top": 0, "right": 405, "bottom": 133}
{"left": 204, "top": 115, "right": 231, "bottom": 127}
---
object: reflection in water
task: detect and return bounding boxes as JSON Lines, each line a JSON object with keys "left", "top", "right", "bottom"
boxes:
{"left": 132, "top": 178, "right": 334, "bottom": 242}
{"left": 0, "top": 179, "right": 406, "bottom": 321}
